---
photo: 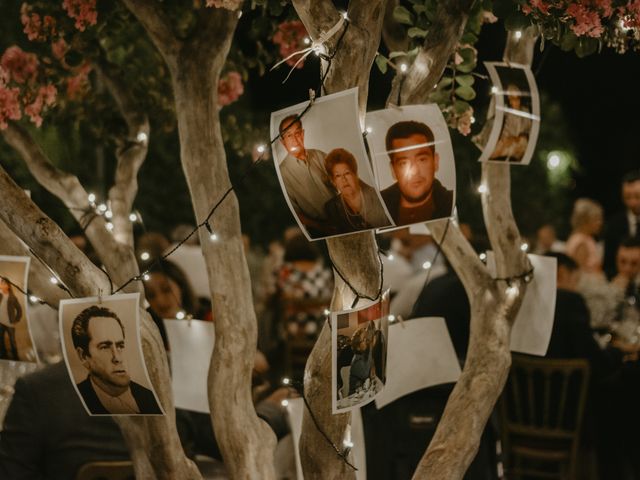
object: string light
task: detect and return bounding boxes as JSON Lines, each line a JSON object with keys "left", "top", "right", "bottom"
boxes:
{"left": 491, "top": 86, "right": 499, "bottom": 94}
{"left": 514, "top": 30, "right": 522, "bottom": 39}
{"left": 129, "top": 213, "right": 138, "bottom": 222}
{"left": 143, "top": 274, "right": 150, "bottom": 281}
{"left": 29, "top": 295, "right": 39, "bottom": 303}
{"left": 87, "top": 193, "right": 96, "bottom": 203}
{"left": 105, "top": 222, "right": 114, "bottom": 231}
{"left": 97, "top": 203, "right": 108, "bottom": 213}
{"left": 303, "top": 37, "right": 311, "bottom": 45}
{"left": 104, "top": 210, "right": 113, "bottom": 219}
{"left": 50, "top": 276, "right": 58, "bottom": 284}
{"left": 365, "top": 126, "right": 373, "bottom": 134}
{"left": 176, "top": 310, "right": 186, "bottom": 320}
{"left": 323, "top": 308, "right": 330, "bottom": 316}
{"left": 505, "top": 284, "right": 519, "bottom": 296}
{"left": 140, "top": 252, "right": 150, "bottom": 261}
{"left": 479, "top": 252, "right": 487, "bottom": 261}
{"left": 422, "top": 260, "right": 432, "bottom": 270}
{"left": 387, "top": 253, "right": 394, "bottom": 261}
{"left": 256, "top": 144, "right": 266, "bottom": 154}
{"left": 136, "top": 131, "right": 148, "bottom": 144}
{"left": 520, "top": 243, "right": 529, "bottom": 252}
{"left": 282, "top": 377, "right": 291, "bottom": 386}
{"left": 340, "top": 11, "right": 348, "bottom": 20}
{"left": 388, "top": 314, "right": 396, "bottom": 323}
{"left": 477, "top": 184, "right": 488, "bottom": 194}
{"left": 399, "top": 63, "right": 408, "bottom": 73}
{"left": 281, "top": 399, "right": 289, "bottom": 407}
{"left": 209, "top": 232, "right": 218, "bottom": 242}
{"left": 343, "top": 438, "right": 354, "bottom": 449}
{"left": 470, "top": 116, "right": 476, "bottom": 124}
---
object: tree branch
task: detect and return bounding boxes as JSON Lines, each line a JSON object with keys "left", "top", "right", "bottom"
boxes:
{"left": 395, "top": 0, "right": 474, "bottom": 106}
{"left": 381, "top": 0, "right": 409, "bottom": 54}
{"left": 96, "top": 60, "right": 150, "bottom": 246}
{"left": 291, "top": 0, "right": 339, "bottom": 40}
{"left": 119, "top": 0, "right": 181, "bottom": 67}
{"left": 1, "top": 123, "right": 139, "bottom": 287}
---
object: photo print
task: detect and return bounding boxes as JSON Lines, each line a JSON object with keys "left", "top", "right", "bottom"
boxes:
{"left": 0, "top": 256, "right": 38, "bottom": 363}
{"left": 270, "top": 88, "right": 393, "bottom": 241}
{"left": 475, "top": 62, "right": 540, "bottom": 165}
{"left": 60, "top": 293, "right": 163, "bottom": 416}
{"left": 366, "top": 104, "right": 456, "bottom": 229}
{"left": 332, "top": 291, "right": 390, "bottom": 414}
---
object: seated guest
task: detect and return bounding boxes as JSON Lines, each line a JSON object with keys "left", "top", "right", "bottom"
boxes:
{"left": 323, "top": 148, "right": 391, "bottom": 234}
{"left": 0, "top": 362, "right": 130, "bottom": 479}
{"left": 566, "top": 198, "right": 604, "bottom": 274}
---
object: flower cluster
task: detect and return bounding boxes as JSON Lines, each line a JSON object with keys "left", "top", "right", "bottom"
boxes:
{"left": 205, "top": 0, "right": 243, "bottom": 10}
{"left": 521, "top": 0, "right": 640, "bottom": 42}
{"left": 62, "top": 0, "right": 98, "bottom": 32}
{"left": 217, "top": 71, "right": 244, "bottom": 107}
{"left": 0, "top": 46, "right": 57, "bottom": 129}
{"left": 21, "top": 3, "right": 57, "bottom": 41}
{"left": 272, "top": 20, "right": 309, "bottom": 69}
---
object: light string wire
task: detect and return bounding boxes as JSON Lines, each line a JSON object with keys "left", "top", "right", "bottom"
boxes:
{"left": 286, "top": 378, "right": 358, "bottom": 471}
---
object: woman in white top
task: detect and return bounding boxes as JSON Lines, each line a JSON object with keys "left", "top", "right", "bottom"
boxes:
{"left": 0, "top": 277, "right": 23, "bottom": 360}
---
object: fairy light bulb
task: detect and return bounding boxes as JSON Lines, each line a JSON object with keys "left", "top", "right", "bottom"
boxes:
{"left": 176, "top": 311, "right": 186, "bottom": 320}
{"left": 104, "top": 210, "right": 113, "bottom": 219}
{"left": 422, "top": 261, "right": 432, "bottom": 270}
{"left": 140, "top": 252, "right": 150, "bottom": 261}
{"left": 477, "top": 184, "right": 488, "bottom": 194}
{"left": 400, "top": 63, "right": 408, "bottom": 73}
{"left": 479, "top": 252, "right": 487, "bottom": 261}
{"left": 520, "top": 243, "right": 529, "bottom": 252}
{"left": 129, "top": 213, "right": 138, "bottom": 222}
{"left": 87, "top": 193, "right": 96, "bottom": 203}
{"left": 143, "top": 274, "right": 150, "bottom": 281}
{"left": 29, "top": 295, "right": 39, "bottom": 303}
{"left": 282, "top": 377, "right": 290, "bottom": 386}
{"left": 50, "top": 277, "right": 58, "bottom": 285}
{"left": 106, "top": 222, "right": 114, "bottom": 231}
{"left": 256, "top": 144, "right": 266, "bottom": 154}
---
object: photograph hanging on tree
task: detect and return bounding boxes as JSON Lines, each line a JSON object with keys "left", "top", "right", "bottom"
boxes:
{"left": 475, "top": 62, "right": 540, "bottom": 165}
{"left": 332, "top": 291, "right": 390, "bottom": 414}
{"left": 0, "top": 255, "right": 38, "bottom": 363}
{"left": 366, "top": 104, "right": 456, "bottom": 229}
{"left": 270, "top": 88, "right": 393, "bottom": 240}
{"left": 59, "top": 293, "right": 163, "bottom": 416}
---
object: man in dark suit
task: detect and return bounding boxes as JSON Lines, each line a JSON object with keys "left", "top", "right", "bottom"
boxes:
{"left": 604, "top": 170, "right": 640, "bottom": 278}
{"left": 380, "top": 121, "right": 453, "bottom": 226}
{"left": 0, "top": 362, "right": 130, "bottom": 479}
{"left": 71, "top": 305, "right": 161, "bottom": 415}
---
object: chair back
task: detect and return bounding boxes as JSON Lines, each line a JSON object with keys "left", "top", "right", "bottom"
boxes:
{"left": 499, "top": 354, "right": 590, "bottom": 479}
{"left": 75, "top": 461, "right": 135, "bottom": 480}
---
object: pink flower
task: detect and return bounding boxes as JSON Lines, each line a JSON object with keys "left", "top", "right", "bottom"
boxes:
{"left": 51, "top": 38, "right": 68, "bottom": 61}
{"left": 272, "top": 20, "right": 309, "bottom": 69}
{"left": 1, "top": 46, "right": 39, "bottom": 84}
{"left": 0, "top": 70, "right": 22, "bottom": 129}
{"left": 529, "top": 0, "right": 552, "bottom": 15}
{"left": 456, "top": 107, "right": 474, "bottom": 136}
{"left": 62, "top": 0, "right": 98, "bottom": 32}
{"left": 619, "top": 1, "right": 640, "bottom": 28}
{"left": 23, "top": 84, "right": 56, "bottom": 127}
{"left": 205, "top": 0, "right": 242, "bottom": 10}
{"left": 66, "top": 63, "right": 91, "bottom": 100}
{"left": 566, "top": 3, "right": 604, "bottom": 37}
{"left": 20, "top": 4, "right": 56, "bottom": 41}
{"left": 217, "top": 71, "right": 244, "bottom": 107}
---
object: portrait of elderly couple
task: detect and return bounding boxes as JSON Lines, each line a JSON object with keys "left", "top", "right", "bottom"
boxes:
{"left": 332, "top": 294, "right": 390, "bottom": 414}
{"left": 0, "top": 256, "right": 38, "bottom": 363}
{"left": 271, "top": 89, "right": 456, "bottom": 241}
{"left": 60, "top": 293, "right": 163, "bottom": 416}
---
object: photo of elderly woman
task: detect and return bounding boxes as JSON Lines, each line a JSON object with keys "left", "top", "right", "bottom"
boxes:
{"left": 0, "top": 256, "right": 38, "bottom": 363}
{"left": 332, "top": 292, "right": 389, "bottom": 413}
{"left": 324, "top": 148, "right": 392, "bottom": 234}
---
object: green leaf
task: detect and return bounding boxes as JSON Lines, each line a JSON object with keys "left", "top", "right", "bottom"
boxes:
{"left": 389, "top": 51, "right": 407, "bottom": 59}
{"left": 453, "top": 100, "right": 471, "bottom": 114}
{"left": 559, "top": 32, "right": 578, "bottom": 52}
{"left": 438, "top": 76, "right": 454, "bottom": 88}
{"left": 504, "top": 12, "right": 532, "bottom": 31}
{"left": 460, "top": 32, "right": 478, "bottom": 44}
{"left": 393, "top": 5, "right": 414, "bottom": 25}
{"left": 455, "top": 74, "right": 475, "bottom": 87}
{"left": 375, "top": 55, "right": 388, "bottom": 74}
{"left": 575, "top": 37, "right": 598, "bottom": 57}
{"left": 408, "top": 27, "right": 428, "bottom": 38}
{"left": 455, "top": 85, "right": 476, "bottom": 101}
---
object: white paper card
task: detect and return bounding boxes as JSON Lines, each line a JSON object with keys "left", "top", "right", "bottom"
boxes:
{"left": 486, "top": 252, "right": 557, "bottom": 356}
{"left": 164, "top": 319, "right": 215, "bottom": 413}
{"left": 375, "top": 317, "right": 461, "bottom": 409}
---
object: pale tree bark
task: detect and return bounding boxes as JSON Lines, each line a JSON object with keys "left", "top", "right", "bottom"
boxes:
{"left": 291, "top": 1, "right": 386, "bottom": 478}
{"left": 0, "top": 164, "right": 200, "bottom": 479}
{"left": 295, "top": 1, "right": 538, "bottom": 479}
{"left": 121, "top": 1, "right": 278, "bottom": 478}
{"left": 411, "top": 29, "right": 538, "bottom": 480}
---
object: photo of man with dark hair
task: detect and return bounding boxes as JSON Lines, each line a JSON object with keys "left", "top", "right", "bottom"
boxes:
{"left": 380, "top": 120, "right": 454, "bottom": 226}
{"left": 61, "top": 294, "right": 163, "bottom": 416}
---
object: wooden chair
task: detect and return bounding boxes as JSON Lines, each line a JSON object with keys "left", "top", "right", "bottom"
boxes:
{"left": 75, "top": 461, "right": 135, "bottom": 480}
{"left": 499, "top": 355, "right": 590, "bottom": 480}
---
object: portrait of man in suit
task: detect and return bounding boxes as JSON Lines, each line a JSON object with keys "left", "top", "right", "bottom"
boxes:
{"left": 71, "top": 305, "right": 162, "bottom": 415}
